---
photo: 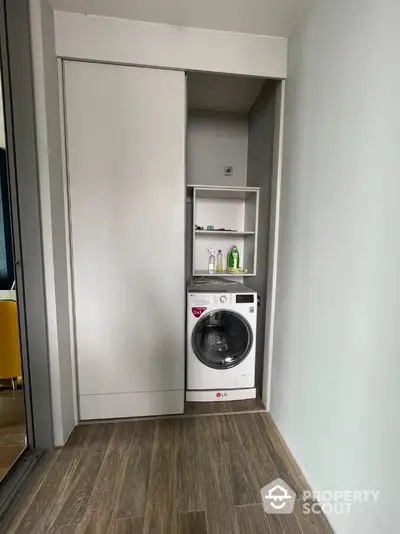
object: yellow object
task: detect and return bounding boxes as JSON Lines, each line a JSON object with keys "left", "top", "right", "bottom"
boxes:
{"left": 226, "top": 267, "right": 248, "bottom": 274}
{"left": 0, "top": 300, "right": 22, "bottom": 381}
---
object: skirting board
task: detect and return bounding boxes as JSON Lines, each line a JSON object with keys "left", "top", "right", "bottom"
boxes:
{"left": 186, "top": 388, "right": 256, "bottom": 402}
{"left": 79, "top": 390, "right": 184, "bottom": 420}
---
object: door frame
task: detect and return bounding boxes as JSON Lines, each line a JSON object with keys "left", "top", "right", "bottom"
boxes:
{"left": 0, "top": 0, "right": 54, "bottom": 449}
{"left": 262, "top": 80, "right": 285, "bottom": 410}
{"left": 0, "top": 0, "right": 54, "bottom": 526}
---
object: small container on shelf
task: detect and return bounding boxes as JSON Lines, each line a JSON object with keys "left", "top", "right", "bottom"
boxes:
{"left": 227, "top": 245, "right": 240, "bottom": 270}
{"left": 216, "top": 250, "right": 223, "bottom": 272}
{"left": 208, "top": 249, "right": 216, "bottom": 274}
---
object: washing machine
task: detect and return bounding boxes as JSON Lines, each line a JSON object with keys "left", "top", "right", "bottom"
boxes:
{"left": 186, "top": 279, "right": 257, "bottom": 402}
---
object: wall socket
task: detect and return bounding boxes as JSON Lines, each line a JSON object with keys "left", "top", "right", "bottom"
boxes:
{"left": 224, "top": 165, "right": 233, "bottom": 176}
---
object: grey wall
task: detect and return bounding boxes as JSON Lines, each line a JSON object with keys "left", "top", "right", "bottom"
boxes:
{"left": 186, "top": 109, "right": 249, "bottom": 278}
{"left": 30, "top": 0, "right": 76, "bottom": 445}
{"left": 187, "top": 110, "right": 248, "bottom": 187}
{"left": 246, "top": 81, "right": 276, "bottom": 394}
{"left": 271, "top": 1, "right": 400, "bottom": 532}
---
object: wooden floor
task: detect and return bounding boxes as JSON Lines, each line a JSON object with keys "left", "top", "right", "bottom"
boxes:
{"left": 7, "top": 413, "right": 334, "bottom": 534}
{"left": 0, "top": 389, "right": 26, "bottom": 481}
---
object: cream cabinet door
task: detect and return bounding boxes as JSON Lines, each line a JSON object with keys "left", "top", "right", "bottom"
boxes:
{"left": 63, "top": 61, "right": 185, "bottom": 419}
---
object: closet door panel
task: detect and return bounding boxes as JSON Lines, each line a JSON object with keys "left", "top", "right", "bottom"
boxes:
{"left": 64, "top": 61, "right": 185, "bottom": 417}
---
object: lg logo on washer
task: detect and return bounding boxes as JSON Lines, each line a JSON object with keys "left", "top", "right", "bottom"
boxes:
{"left": 216, "top": 392, "right": 228, "bottom": 398}
{"left": 192, "top": 307, "right": 207, "bottom": 318}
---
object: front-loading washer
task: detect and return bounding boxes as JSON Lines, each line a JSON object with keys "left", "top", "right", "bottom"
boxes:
{"left": 186, "top": 279, "right": 257, "bottom": 402}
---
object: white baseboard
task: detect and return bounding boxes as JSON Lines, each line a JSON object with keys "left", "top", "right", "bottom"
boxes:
{"left": 186, "top": 388, "right": 256, "bottom": 402}
{"left": 79, "top": 390, "right": 184, "bottom": 420}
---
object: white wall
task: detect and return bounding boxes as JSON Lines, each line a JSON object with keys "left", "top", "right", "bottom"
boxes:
{"left": 187, "top": 110, "right": 248, "bottom": 187}
{"left": 272, "top": 1, "right": 400, "bottom": 532}
{"left": 29, "top": 0, "right": 76, "bottom": 446}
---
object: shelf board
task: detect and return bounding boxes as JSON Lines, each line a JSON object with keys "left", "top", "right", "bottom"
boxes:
{"left": 188, "top": 184, "right": 260, "bottom": 190}
{"left": 195, "top": 230, "right": 255, "bottom": 236}
{"left": 194, "top": 270, "right": 255, "bottom": 277}
{"left": 189, "top": 186, "right": 259, "bottom": 200}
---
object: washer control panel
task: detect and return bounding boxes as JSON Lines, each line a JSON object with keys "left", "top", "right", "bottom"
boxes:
{"left": 236, "top": 294, "right": 254, "bottom": 304}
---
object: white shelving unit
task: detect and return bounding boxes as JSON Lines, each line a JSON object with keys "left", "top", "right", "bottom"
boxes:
{"left": 195, "top": 230, "right": 255, "bottom": 236}
{"left": 189, "top": 185, "right": 260, "bottom": 277}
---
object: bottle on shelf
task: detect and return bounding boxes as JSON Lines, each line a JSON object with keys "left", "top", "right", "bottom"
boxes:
{"left": 208, "top": 249, "right": 216, "bottom": 274}
{"left": 216, "top": 250, "right": 223, "bottom": 272}
{"left": 227, "top": 245, "right": 240, "bottom": 273}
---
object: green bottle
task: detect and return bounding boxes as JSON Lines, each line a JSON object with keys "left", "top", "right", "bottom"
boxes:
{"left": 227, "top": 246, "right": 240, "bottom": 270}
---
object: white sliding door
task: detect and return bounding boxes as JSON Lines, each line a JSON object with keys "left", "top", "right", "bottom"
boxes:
{"left": 63, "top": 61, "right": 185, "bottom": 419}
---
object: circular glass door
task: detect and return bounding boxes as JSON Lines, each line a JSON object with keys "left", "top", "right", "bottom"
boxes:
{"left": 191, "top": 310, "right": 253, "bottom": 370}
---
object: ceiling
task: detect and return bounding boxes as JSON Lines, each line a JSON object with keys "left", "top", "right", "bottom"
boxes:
{"left": 49, "top": 0, "right": 307, "bottom": 38}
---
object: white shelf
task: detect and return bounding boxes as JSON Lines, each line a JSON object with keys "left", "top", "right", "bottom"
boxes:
{"left": 188, "top": 184, "right": 260, "bottom": 192}
{"left": 195, "top": 230, "right": 255, "bottom": 236}
{"left": 194, "top": 270, "right": 255, "bottom": 277}
{"left": 192, "top": 185, "right": 259, "bottom": 277}
{"left": 192, "top": 187, "right": 259, "bottom": 200}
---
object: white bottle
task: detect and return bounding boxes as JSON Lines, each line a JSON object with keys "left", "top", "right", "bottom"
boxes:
{"left": 208, "top": 249, "right": 216, "bottom": 274}
{"left": 216, "top": 250, "right": 223, "bottom": 272}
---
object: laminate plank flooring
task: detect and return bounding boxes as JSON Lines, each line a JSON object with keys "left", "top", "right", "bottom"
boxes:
{"left": 142, "top": 419, "right": 177, "bottom": 534}
{"left": 236, "top": 505, "right": 271, "bottom": 534}
{"left": 7, "top": 413, "right": 334, "bottom": 534}
{"left": 6, "top": 450, "right": 61, "bottom": 533}
{"left": 54, "top": 424, "right": 114, "bottom": 526}
{"left": 228, "top": 414, "right": 278, "bottom": 505}
{"left": 177, "top": 511, "right": 207, "bottom": 534}
{"left": 176, "top": 418, "right": 205, "bottom": 512}
{"left": 14, "top": 426, "right": 94, "bottom": 534}
{"left": 253, "top": 413, "right": 308, "bottom": 499}
{"left": 113, "top": 517, "right": 144, "bottom": 534}
{"left": 267, "top": 512, "right": 304, "bottom": 534}
{"left": 47, "top": 526, "right": 76, "bottom": 534}
{"left": 198, "top": 416, "right": 240, "bottom": 534}
{"left": 76, "top": 423, "right": 131, "bottom": 533}
{"left": 222, "top": 415, "right": 264, "bottom": 506}
{"left": 115, "top": 420, "right": 155, "bottom": 519}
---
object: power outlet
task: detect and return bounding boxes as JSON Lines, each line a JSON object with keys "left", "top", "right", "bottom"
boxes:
{"left": 224, "top": 165, "right": 233, "bottom": 176}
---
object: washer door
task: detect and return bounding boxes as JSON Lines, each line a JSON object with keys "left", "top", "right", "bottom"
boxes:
{"left": 191, "top": 310, "right": 253, "bottom": 370}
